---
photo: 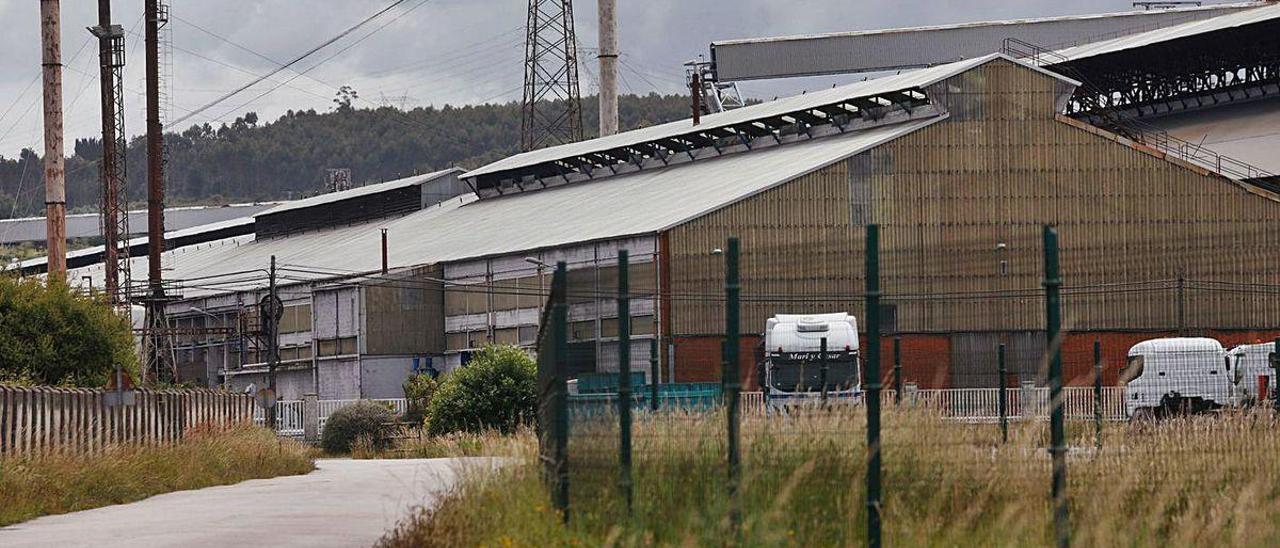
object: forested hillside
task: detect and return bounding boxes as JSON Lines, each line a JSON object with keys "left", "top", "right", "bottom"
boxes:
{"left": 0, "top": 93, "right": 690, "bottom": 219}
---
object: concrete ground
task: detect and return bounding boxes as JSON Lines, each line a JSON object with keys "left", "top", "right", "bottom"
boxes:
{"left": 0, "top": 458, "right": 490, "bottom": 548}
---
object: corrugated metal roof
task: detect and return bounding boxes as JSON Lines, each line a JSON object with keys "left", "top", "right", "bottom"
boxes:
{"left": 71, "top": 117, "right": 943, "bottom": 296}
{"left": 1141, "top": 96, "right": 1280, "bottom": 175}
{"left": 465, "top": 54, "right": 1073, "bottom": 181}
{"left": 0, "top": 202, "right": 277, "bottom": 244}
{"left": 711, "top": 3, "right": 1260, "bottom": 80}
{"left": 255, "top": 168, "right": 463, "bottom": 217}
{"left": 1051, "top": 3, "right": 1280, "bottom": 62}
{"left": 14, "top": 216, "right": 257, "bottom": 271}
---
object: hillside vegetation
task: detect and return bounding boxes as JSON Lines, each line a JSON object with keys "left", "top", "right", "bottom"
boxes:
{"left": 0, "top": 94, "right": 691, "bottom": 219}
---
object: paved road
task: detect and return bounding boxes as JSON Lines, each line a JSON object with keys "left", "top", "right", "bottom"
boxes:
{"left": 0, "top": 458, "right": 490, "bottom": 548}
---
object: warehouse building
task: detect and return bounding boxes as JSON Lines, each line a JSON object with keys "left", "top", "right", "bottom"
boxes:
{"left": 65, "top": 4, "right": 1280, "bottom": 394}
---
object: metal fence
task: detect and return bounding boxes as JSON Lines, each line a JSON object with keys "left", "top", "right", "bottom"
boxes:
{"left": 252, "top": 397, "right": 408, "bottom": 438}
{"left": 531, "top": 226, "right": 1280, "bottom": 544}
{"left": 0, "top": 386, "right": 254, "bottom": 456}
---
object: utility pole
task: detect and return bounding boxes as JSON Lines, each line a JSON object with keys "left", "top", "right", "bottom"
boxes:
{"left": 690, "top": 69, "right": 702, "bottom": 126}
{"left": 39, "top": 0, "right": 66, "bottom": 280}
{"left": 596, "top": 0, "right": 618, "bottom": 137}
{"left": 266, "top": 255, "right": 281, "bottom": 428}
{"left": 92, "top": 0, "right": 130, "bottom": 307}
{"left": 145, "top": 0, "right": 164, "bottom": 294}
{"left": 140, "top": 0, "right": 175, "bottom": 384}
{"left": 521, "top": 0, "right": 584, "bottom": 151}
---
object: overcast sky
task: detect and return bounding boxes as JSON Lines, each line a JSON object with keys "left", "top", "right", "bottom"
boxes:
{"left": 0, "top": 0, "right": 1230, "bottom": 157}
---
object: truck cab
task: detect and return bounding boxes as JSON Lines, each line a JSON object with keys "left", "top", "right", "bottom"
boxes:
{"left": 762, "top": 313, "right": 861, "bottom": 409}
{"left": 1224, "top": 343, "right": 1279, "bottom": 406}
{"left": 1123, "top": 337, "right": 1230, "bottom": 419}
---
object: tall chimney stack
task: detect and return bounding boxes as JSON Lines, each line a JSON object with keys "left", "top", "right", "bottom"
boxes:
{"left": 145, "top": 0, "right": 164, "bottom": 295}
{"left": 40, "top": 0, "right": 66, "bottom": 280}
{"left": 597, "top": 0, "right": 618, "bottom": 137}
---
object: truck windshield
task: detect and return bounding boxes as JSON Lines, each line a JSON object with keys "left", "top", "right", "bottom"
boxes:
{"left": 1121, "top": 355, "right": 1144, "bottom": 384}
{"left": 769, "top": 354, "right": 859, "bottom": 392}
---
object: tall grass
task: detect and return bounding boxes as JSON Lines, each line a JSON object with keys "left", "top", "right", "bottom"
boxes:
{"left": 0, "top": 425, "right": 314, "bottom": 526}
{"left": 379, "top": 407, "right": 1280, "bottom": 546}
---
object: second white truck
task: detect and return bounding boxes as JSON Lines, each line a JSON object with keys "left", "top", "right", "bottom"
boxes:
{"left": 761, "top": 313, "right": 862, "bottom": 409}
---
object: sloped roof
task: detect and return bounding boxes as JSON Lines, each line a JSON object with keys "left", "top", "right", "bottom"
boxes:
{"left": 256, "top": 168, "right": 462, "bottom": 217}
{"left": 1051, "top": 3, "right": 1280, "bottom": 62}
{"left": 465, "top": 54, "right": 1074, "bottom": 182}
{"left": 71, "top": 117, "right": 943, "bottom": 296}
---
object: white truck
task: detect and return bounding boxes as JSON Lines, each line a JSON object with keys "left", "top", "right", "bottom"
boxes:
{"left": 1225, "top": 343, "right": 1279, "bottom": 405}
{"left": 1122, "top": 337, "right": 1277, "bottom": 419}
{"left": 761, "top": 313, "right": 862, "bottom": 409}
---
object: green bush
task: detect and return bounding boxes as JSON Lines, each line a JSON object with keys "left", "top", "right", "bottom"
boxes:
{"left": 402, "top": 373, "right": 439, "bottom": 425}
{"left": 321, "top": 400, "right": 396, "bottom": 454}
{"left": 0, "top": 276, "right": 137, "bottom": 386}
{"left": 426, "top": 345, "right": 536, "bottom": 436}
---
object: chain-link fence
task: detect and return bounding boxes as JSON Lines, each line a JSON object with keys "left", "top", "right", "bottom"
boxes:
{"left": 534, "top": 227, "right": 1280, "bottom": 544}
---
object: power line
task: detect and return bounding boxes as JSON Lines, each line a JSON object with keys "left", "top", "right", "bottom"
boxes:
{"left": 168, "top": 0, "right": 414, "bottom": 128}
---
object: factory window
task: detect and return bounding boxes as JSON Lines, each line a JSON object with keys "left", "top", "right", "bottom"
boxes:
{"left": 567, "top": 268, "right": 597, "bottom": 305}
{"left": 494, "top": 328, "right": 519, "bottom": 345}
{"left": 279, "top": 304, "right": 312, "bottom": 334}
{"left": 849, "top": 153, "right": 873, "bottom": 225}
{"left": 467, "top": 330, "right": 489, "bottom": 348}
{"left": 446, "top": 332, "right": 468, "bottom": 351}
{"left": 518, "top": 326, "right": 538, "bottom": 345}
{"left": 338, "top": 337, "right": 358, "bottom": 355}
{"left": 316, "top": 337, "right": 359, "bottom": 357}
{"left": 601, "top": 318, "right": 618, "bottom": 338}
{"left": 571, "top": 321, "right": 595, "bottom": 342}
{"left": 632, "top": 315, "right": 655, "bottom": 336}
{"left": 317, "top": 339, "right": 337, "bottom": 357}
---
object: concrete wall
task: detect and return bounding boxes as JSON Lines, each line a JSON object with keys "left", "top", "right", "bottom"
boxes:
{"left": 318, "top": 359, "right": 360, "bottom": 400}
{"left": 359, "top": 356, "right": 414, "bottom": 399}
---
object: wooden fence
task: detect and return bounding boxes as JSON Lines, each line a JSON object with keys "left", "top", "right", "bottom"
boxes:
{"left": 0, "top": 385, "right": 254, "bottom": 457}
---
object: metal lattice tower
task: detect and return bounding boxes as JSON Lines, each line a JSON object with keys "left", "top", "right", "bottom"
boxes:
{"left": 141, "top": 0, "right": 176, "bottom": 384}
{"left": 90, "top": 6, "right": 131, "bottom": 308}
{"left": 521, "top": 0, "right": 583, "bottom": 151}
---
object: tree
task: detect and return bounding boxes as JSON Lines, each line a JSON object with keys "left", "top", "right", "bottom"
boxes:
{"left": 426, "top": 345, "right": 536, "bottom": 436}
{"left": 0, "top": 276, "right": 138, "bottom": 386}
{"left": 333, "top": 86, "right": 359, "bottom": 111}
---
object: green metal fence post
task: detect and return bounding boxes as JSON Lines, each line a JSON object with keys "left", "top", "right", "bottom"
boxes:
{"left": 820, "top": 337, "right": 829, "bottom": 404}
{"left": 865, "top": 224, "right": 883, "bottom": 548}
{"left": 893, "top": 336, "right": 902, "bottom": 406}
{"left": 552, "top": 262, "right": 570, "bottom": 524}
{"left": 618, "top": 250, "right": 633, "bottom": 513}
{"left": 1094, "top": 339, "right": 1103, "bottom": 451}
{"left": 724, "top": 237, "right": 742, "bottom": 532}
{"left": 998, "top": 343, "right": 1008, "bottom": 444}
{"left": 650, "top": 339, "right": 660, "bottom": 412}
{"left": 1043, "top": 226, "right": 1069, "bottom": 548}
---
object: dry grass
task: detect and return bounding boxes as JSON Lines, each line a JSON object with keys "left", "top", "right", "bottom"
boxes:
{"left": 379, "top": 407, "right": 1280, "bottom": 547}
{"left": 0, "top": 425, "right": 315, "bottom": 526}
{"left": 351, "top": 426, "right": 537, "bottom": 460}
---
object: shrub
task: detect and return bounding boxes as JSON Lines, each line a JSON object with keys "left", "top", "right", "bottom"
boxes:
{"left": 321, "top": 400, "right": 396, "bottom": 454}
{"left": 402, "top": 373, "right": 439, "bottom": 425}
{"left": 426, "top": 345, "right": 537, "bottom": 436}
{"left": 0, "top": 276, "right": 137, "bottom": 386}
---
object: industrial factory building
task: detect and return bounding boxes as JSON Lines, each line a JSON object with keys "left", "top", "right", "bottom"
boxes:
{"left": 61, "top": 3, "right": 1280, "bottom": 395}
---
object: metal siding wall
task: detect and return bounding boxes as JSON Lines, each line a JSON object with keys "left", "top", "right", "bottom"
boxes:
{"left": 364, "top": 265, "right": 444, "bottom": 355}
{"left": 670, "top": 58, "right": 1280, "bottom": 335}
{"left": 669, "top": 160, "right": 860, "bottom": 335}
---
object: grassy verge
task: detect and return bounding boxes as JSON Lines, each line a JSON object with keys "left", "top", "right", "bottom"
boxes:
{"left": 0, "top": 425, "right": 314, "bottom": 526}
{"left": 378, "top": 408, "right": 1280, "bottom": 546}
{"left": 348, "top": 426, "right": 536, "bottom": 460}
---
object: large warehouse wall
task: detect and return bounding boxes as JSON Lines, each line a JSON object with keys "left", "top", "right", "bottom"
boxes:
{"left": 666, "top": 58, "right": 1280, "bottom": 385}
